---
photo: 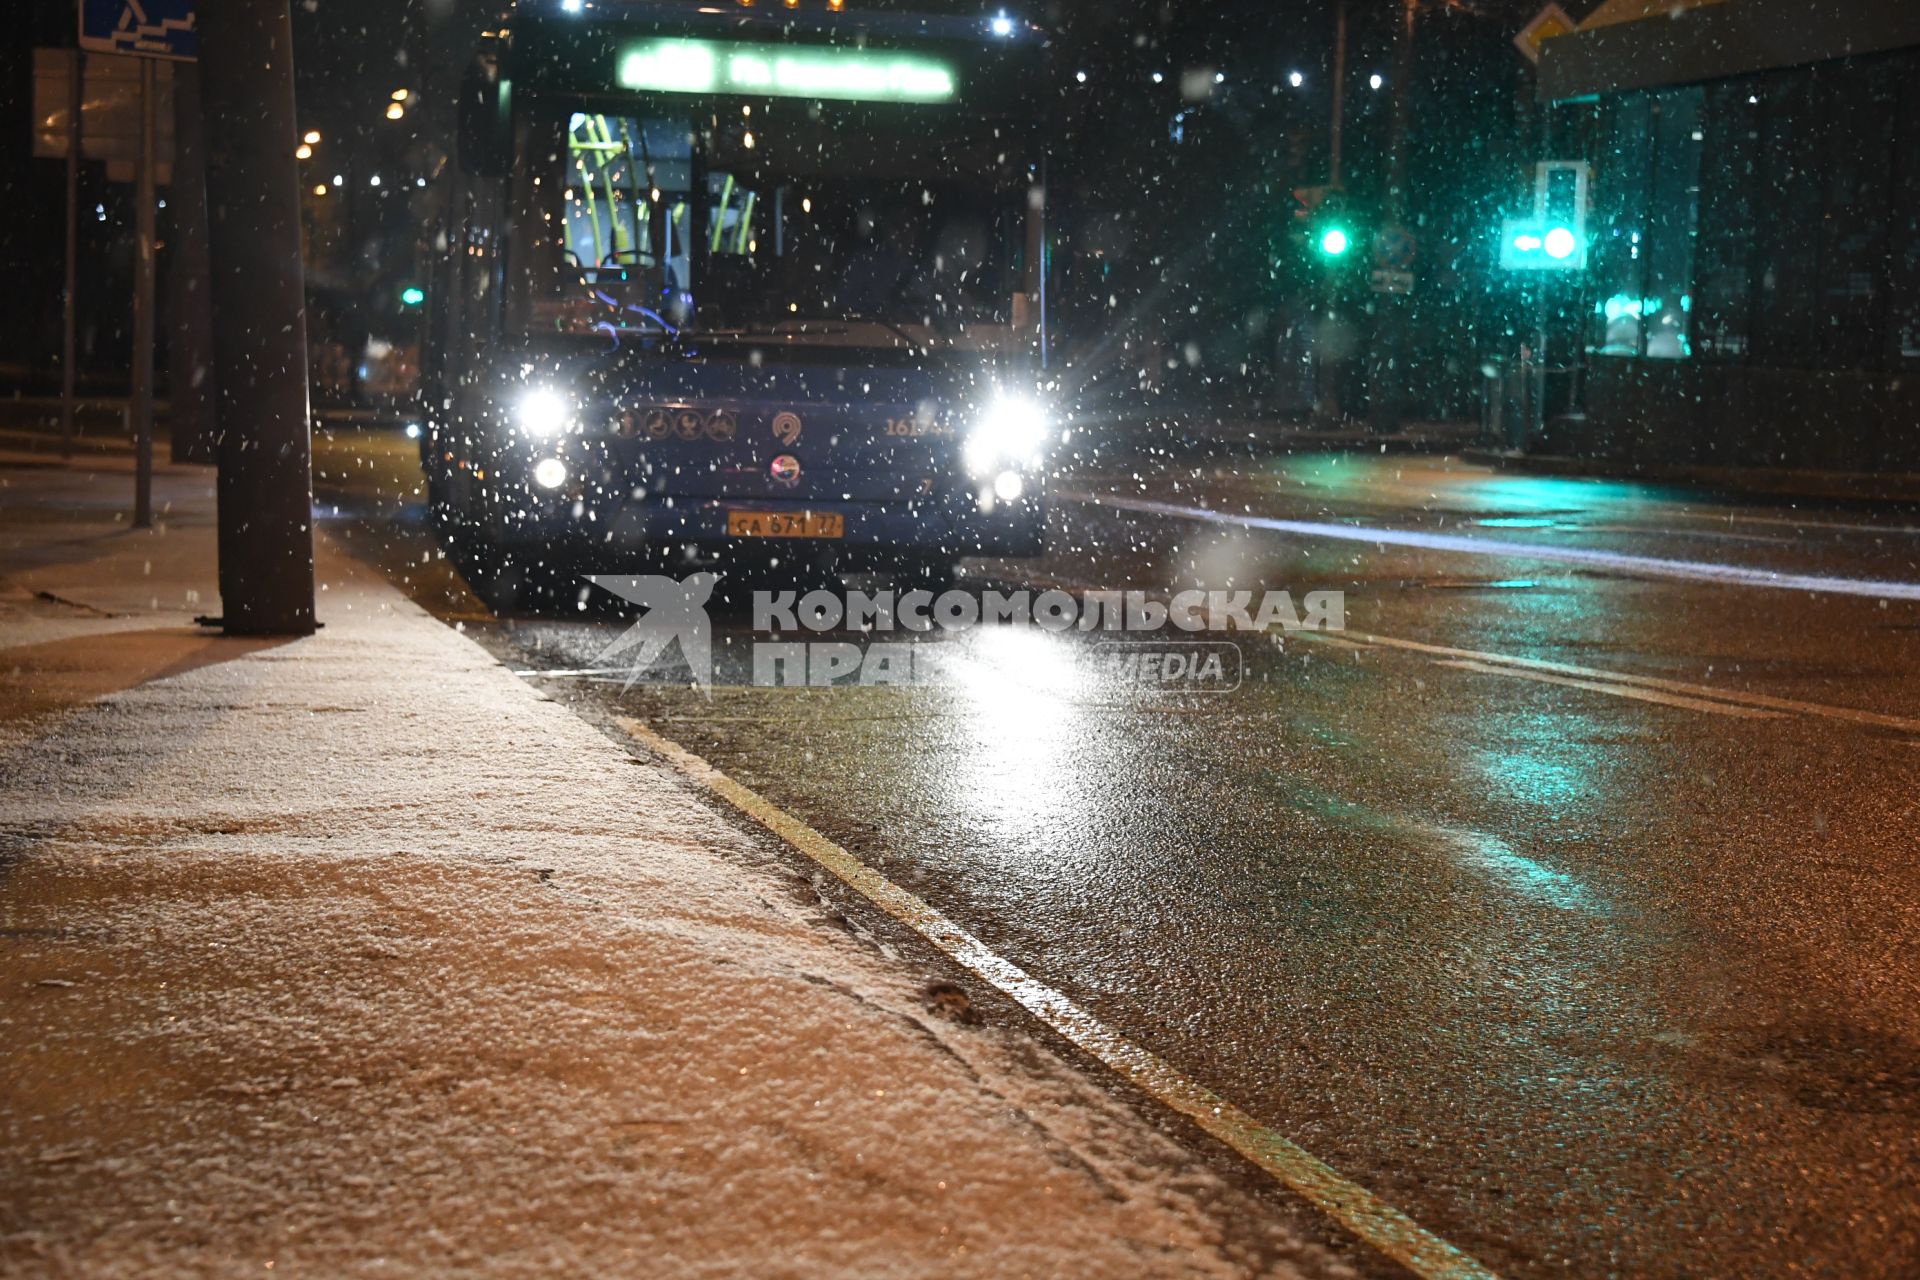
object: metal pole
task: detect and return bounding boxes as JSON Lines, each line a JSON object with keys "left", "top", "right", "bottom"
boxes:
{"left": 200, "top": 0, "right": 317, "bottom": 635}
{"left": 1533, "top": 280, "right": 1550, "bottom": 444}
{"left": 1330, "top": 0, "right": 1347, "bottom": 190}
{"left": 131, "top": 57, "right": 157, "bottom": 529}
{"left": 1387, "top": 0, "right": 1416, "bottom": 222}
{"left": 1036, "top": 157, "right": 1049, "bottom": 372}
{"left": 168, "top": 62, "right": 217, "bottom": 464}
{"left": 1368, "top": 0, "right": 1419, "bottom": 434}
{"left": 61, "top": 50, "right": 82, "bottom": 460}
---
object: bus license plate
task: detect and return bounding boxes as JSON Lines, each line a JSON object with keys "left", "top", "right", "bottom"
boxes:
{"left": 727, "top": 510, "right": 844, "bottom": 539}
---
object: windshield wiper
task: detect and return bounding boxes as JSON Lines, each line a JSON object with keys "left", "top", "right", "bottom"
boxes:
{"left": 849, "top": 316, "right": 930, "bottom": 352}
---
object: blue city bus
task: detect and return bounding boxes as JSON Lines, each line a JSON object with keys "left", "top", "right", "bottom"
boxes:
{"left": 423, "top": 0, "right": 1055, "bottom": 607}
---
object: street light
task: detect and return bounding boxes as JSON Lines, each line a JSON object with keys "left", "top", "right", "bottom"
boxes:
{"left": 385, "top": 102, "right": 405, "bottom": 121}
{"left": 1318, "top": 227, "right": 1352, "bottom": 258}
{"left": 302, "top": 129, "right": 321, "bottom": 145}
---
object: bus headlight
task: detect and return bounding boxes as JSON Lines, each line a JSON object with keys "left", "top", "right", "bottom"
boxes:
{"left": 963, "top": 394, "right": 1049, "bottom": 478}
{"left": 515, "top": 387, "right": 571, "bottom": 439}
{"left": 532, "top": 457, "right": 569, "bottom": 490}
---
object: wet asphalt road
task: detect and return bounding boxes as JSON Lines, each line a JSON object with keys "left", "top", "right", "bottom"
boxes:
{"left": 322, "top": 437, "right": 1920, "bottom": 1279}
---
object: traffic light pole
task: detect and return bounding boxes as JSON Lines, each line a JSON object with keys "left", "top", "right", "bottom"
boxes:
{"left": 1330, "top": 0, "right": 1347, "bottom": 190}
{"left": 198, "top": 0, "right": 317, "bottom": 636}
{"left": 1386, "top": 0, "right": 1416, "bottom": 218}
{"left": 1368, "top": 0, "right": 1421, "bottom": 433}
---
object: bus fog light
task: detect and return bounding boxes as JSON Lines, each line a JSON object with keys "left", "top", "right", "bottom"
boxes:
{"left": 993, "top": 470, "right": 1025, "bottom": 502}
{"left": 533, "top": 458, "right": 569, "bottom": 490}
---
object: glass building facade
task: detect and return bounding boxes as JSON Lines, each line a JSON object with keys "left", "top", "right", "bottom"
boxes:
{"left": 1565, "top": 44, "right": 1920, "bottom": 373}
{"left": 1537, "top": 5, "right": 1920, "bottom": 475}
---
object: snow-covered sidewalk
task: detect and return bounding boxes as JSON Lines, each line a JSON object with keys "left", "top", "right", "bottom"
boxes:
{"left": 0, "top": 458, "right": 1322, "bottom": 1279}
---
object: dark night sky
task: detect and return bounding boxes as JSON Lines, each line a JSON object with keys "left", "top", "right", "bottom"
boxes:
{"left": 290, "top": 0, "right": 432, "bottom": 114}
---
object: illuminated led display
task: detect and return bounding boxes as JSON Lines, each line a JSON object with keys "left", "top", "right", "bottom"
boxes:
{"left": 617, "top": 39, "right": 958, "bottom": 103}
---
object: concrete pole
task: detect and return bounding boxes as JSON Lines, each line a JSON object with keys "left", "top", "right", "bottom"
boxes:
{"left": 199, "top": 0, "right": 317, "bottom": 635}
{"left": 167, "top": 62, "right": 217, "bottom": 464}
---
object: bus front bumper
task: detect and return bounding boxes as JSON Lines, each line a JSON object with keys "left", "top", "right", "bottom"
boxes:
{"left": 488, "top": 488, "right": 1047, "bottom": 561}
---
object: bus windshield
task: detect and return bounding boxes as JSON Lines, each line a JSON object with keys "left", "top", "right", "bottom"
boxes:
{"left": 513, "top": 105, "right": 1033, "bottom": 356}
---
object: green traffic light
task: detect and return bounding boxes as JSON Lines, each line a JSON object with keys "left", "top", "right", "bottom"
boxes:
{"left": 1500, "top": 216, "right": 1586, "bottom": 271}
{"left": 401, "top": 286, "right": 426, "bottom": 306}
{"left": 1319, "top": 227, "right": 1351, "bottom": 257}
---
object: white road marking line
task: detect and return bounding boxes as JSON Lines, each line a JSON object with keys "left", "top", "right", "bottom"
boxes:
{"left": 1057, "top": 491, "right": 1920, "bottom": 602}
{"left": 1013, "top": 568, "right": 1912, "bottom": 729}
{"left": 612, "top": 714, "right": 1505, "bottom": 1280}
{"left": 1007, "top": 569, "right": 1918, "bottom": 734}
{"left": 1301, "top": 633, "right": 1379, "bottom": 655}
{"left": 1574, "top": 523, "right": 1790, "bottom": 545}
{"left": 1324, "top": 632, "right": 1920, "bottom": 735}
{"left": 1001, "top": 566, "right": 1914, "bottom": 731}
{"left": 1669, "top": 510, "right": 1920, "bottom": 538}
{"left": 1433, "top": 659, "right": 1785, "bottom": 719}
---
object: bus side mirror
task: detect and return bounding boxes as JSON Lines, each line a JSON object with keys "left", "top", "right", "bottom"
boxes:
{"left": 458, "top": 55, "right": 512, "bottom": 178}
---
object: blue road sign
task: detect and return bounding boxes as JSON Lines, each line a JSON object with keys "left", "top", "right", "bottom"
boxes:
{"left": 1373, "top": 225, "right": 1417, "bottom": 273}
{"left": 79, "top": 0, "right": 197, "bottom": 61}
